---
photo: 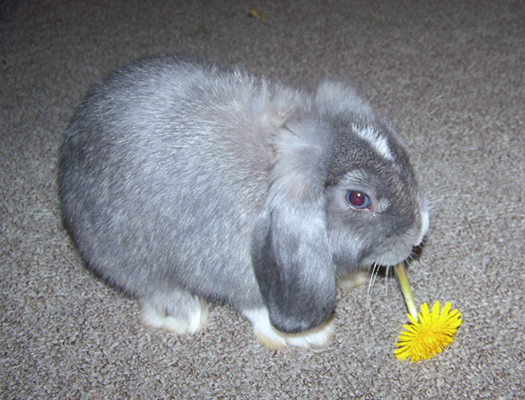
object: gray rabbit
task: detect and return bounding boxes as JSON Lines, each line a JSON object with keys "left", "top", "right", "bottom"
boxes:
{"left": 58, "top": 55, "right": 429, "bottom": 348}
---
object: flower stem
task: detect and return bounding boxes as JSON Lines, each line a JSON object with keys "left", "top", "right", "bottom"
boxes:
{"left": 394, "top": 263, "right": 419, "bottom": 322}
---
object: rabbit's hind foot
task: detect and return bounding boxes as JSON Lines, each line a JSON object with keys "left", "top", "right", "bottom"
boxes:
{"left": 139, "top": 291, "right": 209, "bottom": 335}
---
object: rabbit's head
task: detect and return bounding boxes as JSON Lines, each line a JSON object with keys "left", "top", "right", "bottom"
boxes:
{"left": 252, "top": 81, "right": 428, "bottom": 334}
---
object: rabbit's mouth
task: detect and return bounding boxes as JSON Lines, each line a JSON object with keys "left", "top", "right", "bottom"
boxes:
{"left": 366, "top": 242, "right": 427, "bottom": 271}
{"left": 360, "top": 218, "right": 429, "bottom": 269}
{"left": 376, "top": 197, "right": 429, "bottom": 268}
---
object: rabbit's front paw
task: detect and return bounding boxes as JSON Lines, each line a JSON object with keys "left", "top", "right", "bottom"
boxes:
{"left": 337, "top": 270, "right": 369, "bottom": 290}
{"left": 243, "top": 308, "right": 333, "bottom": 349}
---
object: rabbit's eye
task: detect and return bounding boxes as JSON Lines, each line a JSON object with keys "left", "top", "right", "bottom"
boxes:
{"left": 346, "top": 191, "right": 371, "bottom": 209}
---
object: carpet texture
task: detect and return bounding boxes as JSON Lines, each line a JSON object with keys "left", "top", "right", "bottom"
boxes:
{"left": 1, "top": 0, "right": 524, "bottom": 398}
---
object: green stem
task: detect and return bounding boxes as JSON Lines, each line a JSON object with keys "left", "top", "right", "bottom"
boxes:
{"left": 394, "top": 263, "right": 419, "bottom": 321}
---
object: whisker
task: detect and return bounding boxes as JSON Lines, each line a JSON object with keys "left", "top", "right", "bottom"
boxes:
{"left": 385, "top": 265, "right": 391, "bottom": 299}
{"left": 414, "top": 94, "right": 445, "bottom": 114}
{"left": 392, "top": 94, "right": 445, "bottom": 126}
{"left": 367, "top": 263, "right": 380, "bottom": 324}
{"left": 421, "top": 107, "right": 439, "bottom": 121}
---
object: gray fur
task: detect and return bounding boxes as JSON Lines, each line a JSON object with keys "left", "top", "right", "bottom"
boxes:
{"left": 58, "top": 55, "right": 428, "bottom": 334}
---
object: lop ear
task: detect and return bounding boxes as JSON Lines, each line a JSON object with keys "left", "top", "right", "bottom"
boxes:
{"left": 251, "top": 120, "right": 336, "bottom": 334}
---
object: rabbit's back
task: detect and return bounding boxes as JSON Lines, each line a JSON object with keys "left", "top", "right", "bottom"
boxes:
{"left": 59, "top": 56, "right": 299, "bottom": 308}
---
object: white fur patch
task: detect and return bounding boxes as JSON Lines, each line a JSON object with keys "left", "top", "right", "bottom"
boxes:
{"left": 415, "top": 195, "right": 430, "bottom": 246}
{"left": 140, "top": 299, "right": 209, "bottom": 335}
{"left": 418, "top": 208, "right": 430, "bottom": 245}
{"left": 353, "top": 124, "right": 394, "bottom": 161}
{"left": 242, "top": 308, "right": 333, "bottom": 349}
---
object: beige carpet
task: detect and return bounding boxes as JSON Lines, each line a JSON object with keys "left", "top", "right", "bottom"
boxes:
{"left": 2, "top": 0, "right": 524, "bottom": 398}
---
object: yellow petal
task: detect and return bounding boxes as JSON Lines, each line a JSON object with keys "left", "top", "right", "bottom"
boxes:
{"left": 431, "top": 301, "right": 441, "bottom": 319}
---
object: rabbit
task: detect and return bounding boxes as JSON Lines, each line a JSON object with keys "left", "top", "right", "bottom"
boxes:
{"left": 58, "top": 55, "right": 429, "bottom": 349}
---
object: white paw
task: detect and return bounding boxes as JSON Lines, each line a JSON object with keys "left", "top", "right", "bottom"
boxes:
{"left": 337, "top": 270, "right": 369, "bottom": 290}
{"left": 139, "top": 298, "right": 209, "bottom": 335}
{"left": 242, "top": 308, "right": 333, "bottom": 349}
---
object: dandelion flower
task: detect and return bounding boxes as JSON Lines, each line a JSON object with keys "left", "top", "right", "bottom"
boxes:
{"left": 394, "top": 263, "right": 462, "bottom": 362}
{"left": 394, "top": 301, "right": 462, "bottom": 362}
